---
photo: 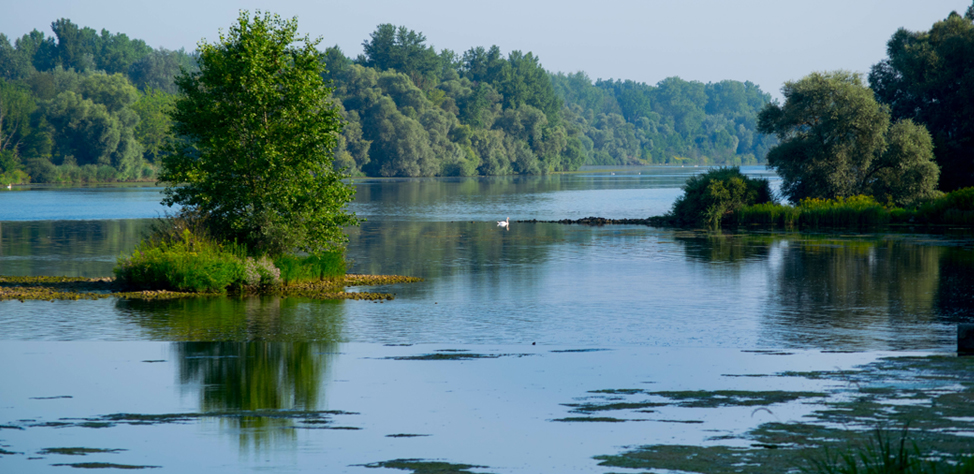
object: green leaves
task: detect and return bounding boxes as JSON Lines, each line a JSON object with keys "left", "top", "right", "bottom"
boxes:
{"left": 759, "top": 71, "right": 940, "bottom": 207}
{"left": 161, "top": 11, "right": 357, "bottom": 255}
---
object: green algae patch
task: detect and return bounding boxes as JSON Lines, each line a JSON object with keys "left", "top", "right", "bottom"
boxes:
{"left": 552, "top": 416, "right": 629, "bottom": 423}
{"left": 563, "top": 401, "right": 665, "bottom": 414}
{"left": 0, "top": 273, "right": 420, "bottom": 302}
{"left": 648, "top": 390, "right": 828, "bottom": 408}
{"left": 38, "top": 448, "right": 125, "bottom": 456}
{"left": 593, "top": 355, "right": 974, "bottom": 474}
{"left": 50, "top": 462, "right": 159, "bottom": 469}
{"left": 361, "top": 459, "right": 490, "bottom": 474}
{"left": 386, "top": 353, "right": 530, "bottom": 361}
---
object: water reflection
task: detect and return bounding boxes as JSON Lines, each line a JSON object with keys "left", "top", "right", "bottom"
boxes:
{"left": 174, "top": 341, "right": 336, "bottom": 451}
{"left": 117, "top": 296, "right": 346, "bottom": 341}
{"left": 672, "top": 231, "right": 773, "bottom": 264}
{"left": 759, "top": 235, "right": 974, "bottom": 349}
{"left": 0, "top": 219, "right": 150, "bottom": 277}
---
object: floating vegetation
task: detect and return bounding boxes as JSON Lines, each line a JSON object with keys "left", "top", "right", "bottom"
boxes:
{"left": 563, "top": 401, "right": 665, "bottom": 414}
{"left": 386, "top": 434, "right": 430, "bottom": 438}
{"left": 361, "top": 459, "right": 490, "bottom": 474}
{"left": 552, "top": 416, "right": 629, "bottom": 423}
{"left": 29, "top": 395, "right": 73, "bottom": 400}
{"left": 0, "top": 274, "right": 420, "bottom": 302}
{"left": 10, "top": 409, "right": 359, "bottom": 430}
{"left": 51, "top": 462, "right": 160, "bottom": 469}
{"left": 38, "top": 447, "right": 125, "bottom": 456}
{"left": 648, "top": 390, "right": 828, "bottom": 408}
{"left": 0, "top": 448, "right": 22, "bottom": 455}
{"left": 386, "top": 353, "right": 530, "bottom": 361}
{"left": 550, "top": 348, "right": 611, "bottom": 353}
{"left": 592, "top": 355, "right": 974, "bottom": 474}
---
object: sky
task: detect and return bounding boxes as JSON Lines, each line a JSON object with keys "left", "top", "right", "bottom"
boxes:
{"left": 2, "top": 0, "right": 971, "bottom": 99}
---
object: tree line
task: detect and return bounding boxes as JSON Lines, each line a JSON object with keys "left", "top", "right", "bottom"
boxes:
{"left": 0, "top": 19, "right": 777, "bottom": 184}
{"left": 322, "top": 25, "right": 776, "bottom": 177}
{"left": 0, "top": 19, "right": 195, "bottom": 184}
{"left": 4, "top": 8, "right": 974, "bottom": 187}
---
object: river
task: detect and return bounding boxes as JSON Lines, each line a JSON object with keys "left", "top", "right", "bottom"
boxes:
{"left": 0, "top": 166, "right": 972, "bottom": 473}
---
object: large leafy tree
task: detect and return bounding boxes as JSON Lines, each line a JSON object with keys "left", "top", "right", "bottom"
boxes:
{"left": 869, "top": 8, "right": 974, "bottom": 191}
{"left": 758, "top": 71, "right": 939, "bottom": 206}
{"left": 160, "top": 11, "right": 357, "bottom": 255}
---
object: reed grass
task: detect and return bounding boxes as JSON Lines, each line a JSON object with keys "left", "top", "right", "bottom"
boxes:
{"left": 803, "top": 427, "right": 974, "bottom": 474}
{"left": 736, "top": 196, "right": 890, "bottom": 229}
{"left": 114, "top": 229, "right": 247, "bottom": 293}
{"left": 736, "top": 188, "right": 974, "bottom": 230}
{"left": 273, "top": 251, "right": 346, "bottom": 284}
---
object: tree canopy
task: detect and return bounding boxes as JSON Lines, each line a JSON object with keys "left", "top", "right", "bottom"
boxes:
{"left": 159, "top": 11, "right": 357, "bottom": 255}
{"left": 869, "top": 7, "right": 974, "bottom": 191}
{"left": 758, "top": 71, "right": 939, "bottom": 207}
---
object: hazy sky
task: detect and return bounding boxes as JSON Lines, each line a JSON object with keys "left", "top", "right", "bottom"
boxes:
{"left": 3, "top": 0, "right": 970, "bottom": 99}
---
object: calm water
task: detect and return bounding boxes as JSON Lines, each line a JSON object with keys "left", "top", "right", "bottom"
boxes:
{"left": 1, "top": 167, "right": 972, "bottom": 473}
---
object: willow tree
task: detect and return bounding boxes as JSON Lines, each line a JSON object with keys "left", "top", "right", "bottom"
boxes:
{"left": 160, "top": 11, "right": 357, "bottom": 255}
{"left": 758, "top": 71, "right": 939, "bottom": 207}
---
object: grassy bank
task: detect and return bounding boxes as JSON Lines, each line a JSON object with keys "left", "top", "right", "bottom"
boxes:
{"left": 733, "top": 188, "right": 974, "bottom": 230}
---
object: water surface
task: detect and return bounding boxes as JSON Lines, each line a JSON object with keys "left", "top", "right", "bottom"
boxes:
{"left": 1, "top": 167, "right": 973, "bottom": 473}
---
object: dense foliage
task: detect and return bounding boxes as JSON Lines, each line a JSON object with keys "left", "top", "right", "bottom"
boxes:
{"left": 870, "top": 7, "right": 974, "bottom": 191}
{"left": 654, "top": 167, "right": 773, "bottom": 228}
{"left": 160, "top": 11, "right": 357, "bottom": 256}
{"left": 1, "top": 18, "right": 776, "bottom": 184}
{"left": 324, "top": 26, "right": 777, "bottom": 177}
{"left": 0, "top": 19, "right": 196, "bottom": 184}
{"left": 758, "top": 71, "right": 940, "bottom": 207}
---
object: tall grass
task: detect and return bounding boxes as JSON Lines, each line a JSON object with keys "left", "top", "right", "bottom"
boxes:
{"left": 116, "top": 211, "right": 349, "bottom": 292}
{"left": 804, "top": 427, "right": 974, "bottom": 474}
{"left": 736, "top": 196, "right": 889, "bottom": 229}
{"left": 273, "top": 250, "right": 346, "bottom": 285}
{"left": 736, "top": 188, "right": 974, "bottom": 230}
{"left": 114, "top": 228, "right": 247, "bottom": 293}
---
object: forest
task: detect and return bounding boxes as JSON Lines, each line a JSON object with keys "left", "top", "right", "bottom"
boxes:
{"left": 0, "top": 19, "right": 792, "bottom": 183}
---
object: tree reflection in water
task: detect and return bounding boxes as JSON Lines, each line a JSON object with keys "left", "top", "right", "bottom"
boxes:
{"left": 174, "top": 341, "right": 337, "bottom": 451}
{"left": 674, "top": 231, "right": 974, "bottom": 349}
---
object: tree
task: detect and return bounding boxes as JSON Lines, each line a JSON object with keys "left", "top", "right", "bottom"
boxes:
{"left": 758, "top": 71, "right": 939, "bottom": 207}
{"left": 160, "top": 11, "right": 357, "bottom": 255}
{"left": 869, "top": 9, "right": 974, "bottom": 191}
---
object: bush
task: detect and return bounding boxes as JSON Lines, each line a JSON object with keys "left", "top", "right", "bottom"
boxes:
{"left": 655, "top": 167, "right": 774, "bottom": 228}
{"left": 905, "top": 187, "right": 974, "bottom": 226}
{"left": 114, "top": 228, "right": 247, "bottom": 293}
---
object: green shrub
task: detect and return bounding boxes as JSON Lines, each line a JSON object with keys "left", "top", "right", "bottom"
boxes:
{"left": 655, "top": 167, "right": 774, "bottom": 228}
{"left": 907, "top": 187, "right": 974, "bottom": 226}
{"left": 114, "top": 228, "right": 246, "bottom": 293}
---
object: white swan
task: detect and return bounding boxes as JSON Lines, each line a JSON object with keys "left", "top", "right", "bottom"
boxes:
{"left": 497, "top": 217, "right": 510, "bottom": 228}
